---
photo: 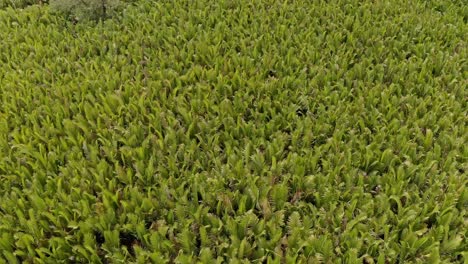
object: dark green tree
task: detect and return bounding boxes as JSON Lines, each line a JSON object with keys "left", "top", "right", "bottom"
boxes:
{"left": 49, "top": 0, "right": 120, "bottom": 21}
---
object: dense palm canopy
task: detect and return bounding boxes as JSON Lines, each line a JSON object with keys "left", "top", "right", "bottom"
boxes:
{"left": 0, "top": 0, "right": 466, "bottom": 262}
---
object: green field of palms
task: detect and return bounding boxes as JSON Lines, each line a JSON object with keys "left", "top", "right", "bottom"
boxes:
{"left": 0, "top": 0, "right": 466, "bottom": 263}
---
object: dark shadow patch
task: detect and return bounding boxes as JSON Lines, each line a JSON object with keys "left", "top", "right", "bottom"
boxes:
{"left": 296, "top": 107, "right": 308, "bottom": 117}
{"left": 390, "top": 199, "right": 399, "bottom": 214}
{"left": 266, "top": 69, "right": 277, "bottom": 78}
{"left": 119, "top": 231, "right": 140, "bottom": 257}
{"left": 425, "top": 213, "right": 437, "bottom": 229}
{"left": 370, "top": 185, "right": 381, "bottom": 197}
{"left": 303, "top": 193, "right": 317, "bottom": 206}
{"left": 94, "top": 230, "right": 105, "bottom": 246}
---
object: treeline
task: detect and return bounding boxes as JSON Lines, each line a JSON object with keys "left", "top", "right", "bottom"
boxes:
{"left": 1, "top": 0, "right": 135, "bottom": 21}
